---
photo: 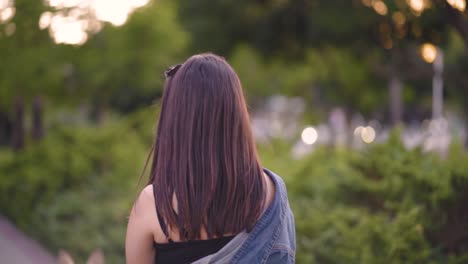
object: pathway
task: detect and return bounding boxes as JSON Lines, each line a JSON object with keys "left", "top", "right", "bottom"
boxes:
{"left": 0, "top": 215, "right": 55, "bottom": 264}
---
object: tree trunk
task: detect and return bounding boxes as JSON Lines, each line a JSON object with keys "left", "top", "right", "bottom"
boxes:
{"left": 389, "top": 73, "right": 403, "bottom": 125}
{"left": 0, "top": 110, "right": 12, "bottom": 146}
{"left": 32, "top": 96, "right": 44, "bottom": 141}
{"left": 389, "top": 50, "right": 403, "bottom": 126}
{"left": 11, "top": 97, "right": 25, "bottom": 151}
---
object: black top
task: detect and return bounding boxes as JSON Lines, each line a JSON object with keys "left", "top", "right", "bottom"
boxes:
{"left": 153, "top": 235, "right": 235, "bottom": 263}
{"left": 153, "top": 207, "right": 235, "bottom": 263}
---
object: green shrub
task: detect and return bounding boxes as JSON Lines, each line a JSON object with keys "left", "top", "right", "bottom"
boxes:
{"left": 261, "top": 132, "right": 468, "bottom": 263}
{"left": 0, "top": 109, "right": 155, "bottom": 263}
{"left": 1, "top": 119, "right": 467, "bottom": 263}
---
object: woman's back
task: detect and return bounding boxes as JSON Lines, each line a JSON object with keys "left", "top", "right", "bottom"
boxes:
{"left": 125, "top": 53, "right": 294, "bottom": 264}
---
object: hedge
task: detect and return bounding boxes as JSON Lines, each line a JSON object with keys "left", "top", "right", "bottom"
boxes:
{"left": 1, "top": 114, "right": 467, "bottom": 263}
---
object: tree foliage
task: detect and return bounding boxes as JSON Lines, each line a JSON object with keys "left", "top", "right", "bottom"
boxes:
{"left": 0, "top": 0, "right": 188, "bottom": 111}
{"left": 176, "top": 0, "right": 468, "bottom": 117}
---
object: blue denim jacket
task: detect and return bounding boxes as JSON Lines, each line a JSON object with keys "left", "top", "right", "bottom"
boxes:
{"left": 193, "top": 169, "right": 296, "bottom": 264}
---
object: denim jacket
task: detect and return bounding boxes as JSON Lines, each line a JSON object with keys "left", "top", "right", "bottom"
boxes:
{"left": 193, "top": 169, "right": 296, "bottom": 264}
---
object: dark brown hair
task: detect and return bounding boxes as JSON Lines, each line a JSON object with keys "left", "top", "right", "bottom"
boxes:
{"left": 147, "top": 53, "right": 265, "bottom": 240}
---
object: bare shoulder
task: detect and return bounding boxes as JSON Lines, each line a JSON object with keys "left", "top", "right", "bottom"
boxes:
{"left": 130, "top": 184, "right": 167, "bottom": 242}
{"left": 128, "top": 185, "right": 157, "bottom": 234}
{"left": 125, "top": 185, "right": 158, "bottom": 263}
{"left": 141, "top": 184, "right": 155, "bottom": 202}
{"left": 132, "top": 185, "right": 155, "bottom": 214}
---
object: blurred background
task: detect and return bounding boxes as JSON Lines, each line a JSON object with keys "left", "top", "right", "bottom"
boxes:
{"left": 0, "top": 0, "right": 468, "bottom": 263}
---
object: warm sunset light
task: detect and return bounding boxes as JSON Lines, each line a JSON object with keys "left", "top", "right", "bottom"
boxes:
{"left": 40, "top": 0, "right": 151, "bottom": 45}
{"left": 131, "top": 0, "right": 150, "bottom": 8}
{"left": 392, "top": 12, "right": 406, "bottom": 26}
{"left": 51, "top": 16, "right": 88, "bottom": 45}
{"left": 373, "top": 1, "right": 388, "bottom": 16}
{"left": 0, "top": 0, "right": 10, "bottom": 9}
{"left": 39, "top": 12, "right": 52, "bottom": 30}
{"left": 421, "top": 43, "right": 438, "bottom": 63}
{"left": 0, "top": 0, "right": 14, "bottom": 24}
{"left": 93, "top": 0, "right": 131, "bottom": 26}
{"left": 446, "top": 0, "right": 466, "bottom": 12}
{"left": 0, "top": 6, "right": 14, "bottom": 22}
{"left": 407, "top": 0, "right": 426, "bottom": 14}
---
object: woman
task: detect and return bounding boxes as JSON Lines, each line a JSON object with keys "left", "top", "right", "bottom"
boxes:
{"left": 126, "top": 53, "right": 296, "bottom": 264}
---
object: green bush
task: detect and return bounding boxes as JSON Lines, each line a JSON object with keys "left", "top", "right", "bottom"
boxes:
{"left": 1, "top": 118, "right": 467, "bottom": 263}
{"left": 0, "top": 108, "right": 155, "bottom": 263}
{"left": 261, "top": 132, "right": 468, "bottom": 263}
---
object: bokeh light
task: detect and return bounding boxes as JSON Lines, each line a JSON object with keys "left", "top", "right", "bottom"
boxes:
{"left": 0, "top": 0, "right": 14, "bottom": 24}
{"left": 0, "top": 6, "right": 14, "bottom": 22}
{"left": 407, "top": 0, "right": 426, "bottom": 14}
{"left": 361, "top": 126, "right": 376, "bottom": 143}
{"left": 41, "top": 0, "right": 151, "bottom": 45}
{"left": 51, "top": 16, "right": 88, "bottom": 45}
{"left": 93, "top": 0, "right": 131, "bottom": 26}
{"left": 131, "top": 0, "right": 150, "bottom": 8}
{"left": 47, "top": 0, "right": 82, "bottom": 8}
{"left": 421, "top": 43, "right": 437, "bottom": 63}
{"left": 373, "top": 1, "right": 388, "bottom": 16}
{"left": 301, "top": 127, "right": 318, "bottom": 145}
{"left": 392, "top": 12, "right": 406, "bottom": 26}
{"left": 354, "top": 126, "right": 376, "bottom": 144}
{"left": 446, "top": 0, "right": 466, "bottom": 12}
{"left": 0, "top": 0, "right": 8, "bottom": 9}
{"left": 354, "top": 126, "right": 364, "bottom": 137}
{"left": 39, "top": 11, "right": 53, "bottom": 30}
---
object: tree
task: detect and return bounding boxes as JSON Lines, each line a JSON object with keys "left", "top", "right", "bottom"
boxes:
{"left": 0, "top": 0, "right": 60, "bottom": 148}
{"left": 0, "top": 0, "right": 188, "bottom": 146}
{"left": 175, "top": 0, "right": 468, "bottom": 123}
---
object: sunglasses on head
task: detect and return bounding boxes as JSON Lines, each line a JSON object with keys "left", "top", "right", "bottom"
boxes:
{"left": 164, "top": 64, "right": 182, "bottom": 79}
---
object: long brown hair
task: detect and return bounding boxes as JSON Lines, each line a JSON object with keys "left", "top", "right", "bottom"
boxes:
{"left": 147, "top": 53, "right": 265, "bottom": 240}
